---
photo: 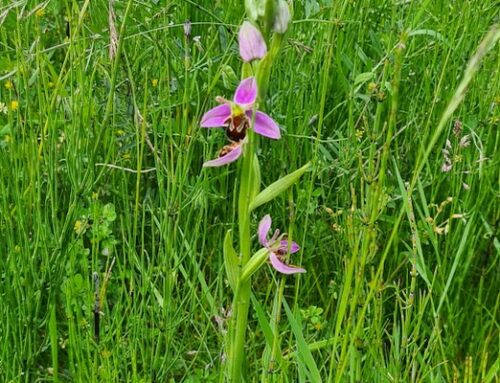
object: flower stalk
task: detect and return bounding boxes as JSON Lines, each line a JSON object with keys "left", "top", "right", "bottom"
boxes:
{"left": 200, "top": 7, "right": 308, "bottom": 380}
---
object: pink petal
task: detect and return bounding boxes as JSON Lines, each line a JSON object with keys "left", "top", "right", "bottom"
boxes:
{"left": 238, "top": 21, "right": 267, "bottom": 62}
{"left": 203, "top": 144, "right": 243, "bottom": 167}
{"left": 279, "top": 240, "right": 300, "bottom": 254}
{"left": 201, "top": 104, "right": 231, "bottom": 127}
{"left": 247, "top": 111, "right": 281, "bottom": 139}
{"left": 269, "top": 252, "right": 306, "bottom": 275}
{"left": 258, "top": 215, "right": 272, "bottom": 247}
{"left": 234, "top": 77, "right": 257, "bottom": 107}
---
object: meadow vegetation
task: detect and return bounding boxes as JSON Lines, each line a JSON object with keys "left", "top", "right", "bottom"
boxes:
{"left": 0, "top": 0, "right": 499, "bottom": 381}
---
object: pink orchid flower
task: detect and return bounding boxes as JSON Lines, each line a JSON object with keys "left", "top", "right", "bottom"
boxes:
{"left": 201, "top": 77, "right": 281, "bottom": 167}
{"left": 238, "top": 21, "right": 267, "bottom": 62}
{"left": 258, "top": 215, "right": 306, "bottom": 275}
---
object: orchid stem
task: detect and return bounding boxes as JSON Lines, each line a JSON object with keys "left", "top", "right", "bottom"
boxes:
{"left": 229, "top": 129, "right": 255, "bottom": 381}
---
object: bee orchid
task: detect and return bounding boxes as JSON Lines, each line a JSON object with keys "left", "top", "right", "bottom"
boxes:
{"left": 258, "top": 214, "right": 306, "bottom": 274}
{"left": 201, "top": 77, "right": 280, "bottom": 167}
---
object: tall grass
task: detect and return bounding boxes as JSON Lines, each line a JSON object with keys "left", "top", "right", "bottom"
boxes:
{"left": 0, "top": 0, "right": 498, "bottom": 382}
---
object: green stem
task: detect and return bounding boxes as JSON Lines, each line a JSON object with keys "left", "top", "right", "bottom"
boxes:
{"left": 229, "top": 130, "right": 254, "bottom": 381}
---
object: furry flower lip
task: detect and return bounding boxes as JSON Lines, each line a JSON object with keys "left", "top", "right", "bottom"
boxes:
{"left": 258, "top": 214, "right": 306, "bottom": 275}
{"left": 201, "top": 77, "right": 280, "bottom": 167}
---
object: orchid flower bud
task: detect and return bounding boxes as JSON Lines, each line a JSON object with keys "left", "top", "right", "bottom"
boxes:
{"left": 239, "top": 21, "right": 267, "bottom": 62}
{"left": 272, "top": 0, "right": 291, "bottom": 34}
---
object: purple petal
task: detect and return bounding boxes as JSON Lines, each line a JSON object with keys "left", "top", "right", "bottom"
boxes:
{"left": 247, "top": 111, "right": 281, "bottom": 139}
{"left": 203, "top": 144, "right": 243, "bottom": 167}
{"left": 201, "top": 104, "right": 231, "bottom": 127}
{"left": 278, "top": 240, "right": 300, "bottom": 254}
{"left": 269, "top": 252, "right": 306, "bottom": 275}
{"left": 234, "top": 77, "right": 257, "bottom": 107}
{"left": 258, "top": 215, "right": 272, "bottom": 247}
{"left": 239, "top": 21, "right": 267, "bottom": 62}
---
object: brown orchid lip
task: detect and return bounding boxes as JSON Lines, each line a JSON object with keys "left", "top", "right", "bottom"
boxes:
{"left": 225, "top": 114, "right": 249, "bottom": 143}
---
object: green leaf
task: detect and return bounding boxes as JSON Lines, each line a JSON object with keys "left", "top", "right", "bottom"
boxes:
{"left": 103, "top": 203, "right": 116, "bottom": 222}
{"left": 221, "top": 64, "right": 238, "bottom": 89}
{"left": 249, "top": 162, "right": 311, "bottom": 211}
{"left": 354, "top": 71, "right": 375, "bottom": 86}
{"left": 283, "top": 299, "right": 322, "bottom": 383}
{"left": 223, "top": 230, "right": 239, "bottom": 291}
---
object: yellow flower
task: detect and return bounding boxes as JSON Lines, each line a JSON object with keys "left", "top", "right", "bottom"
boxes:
{"left": 367, "top": 82, "right": 378, "bottom": 93}
{"left": 74, "top": 219, "right": 87, "bottom": 235}
{"left": 10, "top": 100, "right": 19, "bottom": 111}
{"left": 35, "top": 8, "right": 45, "bottom": 17}
{"left": 4, "top": 80, "right": 13, "bottom": 90}
{"left": 151, "top": 79, "right": 159, "bottom": 88}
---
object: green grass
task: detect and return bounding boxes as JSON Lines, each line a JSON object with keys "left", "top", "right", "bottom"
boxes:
{"left": 0, "top": 0, "right": 499, "bottom": 382}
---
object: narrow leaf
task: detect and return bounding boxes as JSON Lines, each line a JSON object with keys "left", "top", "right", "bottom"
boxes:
{"left": 223, "top": 230, "right": 239, "bottom": 291}
{"left": 283, "top": 299, "right": 322, "bottom": 382}
{"left": 250, "top": 293, "right": 274, "bottom": 347}
{"left": 249, "top": 162, "right": 311, "bottom": 211}
{"left": 354, "top": 71, "right": 374, "bottom": 86}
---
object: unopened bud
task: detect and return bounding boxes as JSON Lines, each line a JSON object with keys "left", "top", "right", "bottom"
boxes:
{"left": 183, "top": 20, "right": 192, "bottom": 38}
{"left": 272, "top": 0, "right": 291, "bottom": 34}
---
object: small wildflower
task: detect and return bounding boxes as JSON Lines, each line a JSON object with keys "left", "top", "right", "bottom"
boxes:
{"left": 151, "top": 79, "right": 159, "bottom": 88}
{"left": 272, "top": 0, "right": 291, "bottom": 34}
{"left": 4, "top": 80, "right": 13, "bottom": 90}
{"left": 92, "top": 191, "right": 99, "bottom": 200}
{"left": 238, "top": 21, "right": 267, "bottom": 62}
{"left": 10, "top": 100, "right": 19, "bottom": 111}
{"left": 0, "top": 102, "right": 7, "bottom": 114}
{"left": 331, "top": 223, "right": 342, "bottom": 232}
{"left": 355, "top": 129, "right": 364, "bottom": 141}
{"left": 35, "top": 7, "right": 45, "bottom": 18}
{"left": 74, "top": 219, "right": 87, "bottom": 235}
{"left": 462, "top": 182, "right": 470, "bottom": 190}
{"left": 257, "top": 215, "right": 306, "bottom": 274}
{"left": 367, "top": 82, "right": 378, "bottom": 94}
{"left": 441, "top": 162, "right": 452, "bottom": 173}
{"left": 193, "top": 36, "right": 203, "bottom": 52}
{"left": 376, "top": 92, "right": 386, "bottom": 102}
{"left": 183, "top": 20, "right": 192, "bottom": 39}
{"left": 459, "top": 135, "right": 470, "bottom": 148}
{"left": 453, "top": 119, "right": 462, "bottom": 138}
